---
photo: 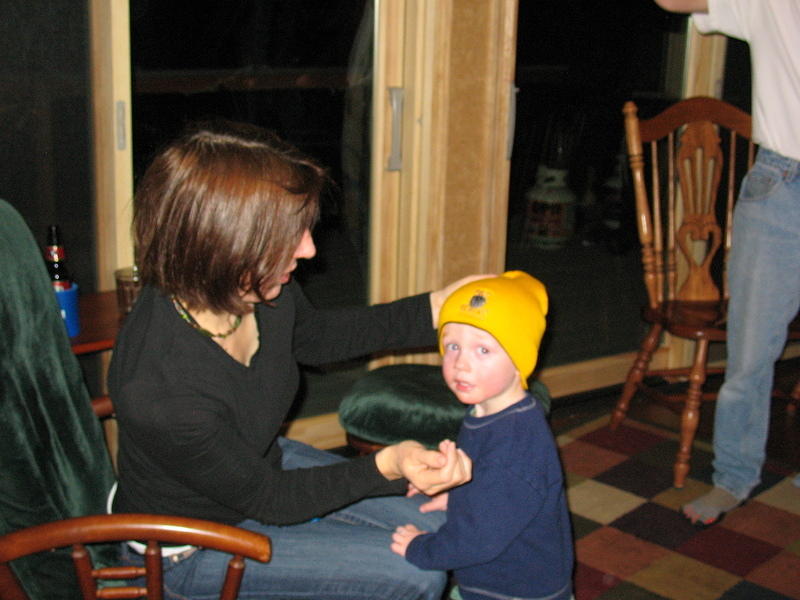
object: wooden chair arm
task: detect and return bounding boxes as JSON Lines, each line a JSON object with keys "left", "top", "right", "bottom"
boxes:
{"left": 91, "top": 395, "right": 115, "bottom": 418}
{"left": 0, "top": 513, "right": 271, "bottom": 564}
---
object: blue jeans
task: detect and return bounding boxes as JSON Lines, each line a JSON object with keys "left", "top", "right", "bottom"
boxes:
{"left": 120, "top": 438, "right": 447, "bottom": 599}
{"left": 712, "top": 148, "right": 800, "bottom": 499}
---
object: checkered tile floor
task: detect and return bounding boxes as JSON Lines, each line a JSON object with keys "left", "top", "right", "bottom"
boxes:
{"left": 557, "top": 415, "right": 800, "bottom": 600}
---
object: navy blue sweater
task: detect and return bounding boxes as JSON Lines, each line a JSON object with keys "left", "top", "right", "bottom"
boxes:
{"left": 406, "top": 394, "right": 574, "bottom": 600}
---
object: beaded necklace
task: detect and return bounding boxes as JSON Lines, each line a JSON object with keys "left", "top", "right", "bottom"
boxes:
{"left": 171, "top": 296, "right": 242, "bottom": 339}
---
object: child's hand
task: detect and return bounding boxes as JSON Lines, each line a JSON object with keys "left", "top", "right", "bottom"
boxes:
{"left": 406, "top": 483, "right": 422, "bottom": 497}
{"left": 391, "top": 524, "right": 425, "bottom": 557}
{"left": 419, "top": 492, "right": 448, "bottom": 513}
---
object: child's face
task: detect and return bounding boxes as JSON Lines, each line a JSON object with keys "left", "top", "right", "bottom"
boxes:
{"left": 440, "top": 322, "right": 524, "bottom": 417}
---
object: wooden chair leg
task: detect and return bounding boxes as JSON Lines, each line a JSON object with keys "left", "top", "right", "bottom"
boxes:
{"left": 610, "top": 323, "right": 663, "bottom": 430}
{"left": 786, "top": 378, "right": 800, "bottom": 416}
{"left": 674, "top": 339, "right": 709, "bottom": 488}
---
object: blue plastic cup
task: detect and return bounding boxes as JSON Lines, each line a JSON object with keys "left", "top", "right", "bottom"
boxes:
{"left": 55, "top": 284, "right": 80, "bottom": 337}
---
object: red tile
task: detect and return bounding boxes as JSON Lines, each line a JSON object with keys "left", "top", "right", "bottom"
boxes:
{"left": 722, "top": 501, "right": 800, "bottom": 547}
{"left": 579, "top": 423, "right": 667, "bottom": 456}
{"left": 559, "top": 439, "right": 629, "bottom": 478}
{"left": 576, "top": 526, "right": 670, "bottom": 579}
{"left": 676, "top": 525, "right": 782, "bottom": 576}
{"left": 574, "top": 561, "right": 623, "bottom": 600}
{"left": 746, "top": 551, "right": 800, "bottom": 599}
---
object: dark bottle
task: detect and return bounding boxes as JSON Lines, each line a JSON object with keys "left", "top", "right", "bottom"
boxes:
{"left": 44, "top": 225, "right": 72, "bottom": 290}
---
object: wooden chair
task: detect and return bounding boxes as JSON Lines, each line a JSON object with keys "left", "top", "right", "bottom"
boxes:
{"left": 609, "top": 97, "right": 800, "bottom": 488}
{"left": 0, "top": 513, "right": 271, "bottom": 600}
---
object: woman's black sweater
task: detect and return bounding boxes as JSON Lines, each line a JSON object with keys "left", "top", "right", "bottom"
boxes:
{"left": 108, "top": 281, "right": 435, "bottom": 526}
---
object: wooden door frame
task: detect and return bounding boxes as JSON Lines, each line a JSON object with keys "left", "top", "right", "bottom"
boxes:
{"left": 370, "top": 0, "right": 517, "bottom": 365}
{"left": 89, "top": 0, "right": 134, "bottom": 291}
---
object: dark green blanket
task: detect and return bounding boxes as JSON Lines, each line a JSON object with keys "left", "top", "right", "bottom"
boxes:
{"left": 0, "top": 200, "right": 115, "bottom": 598}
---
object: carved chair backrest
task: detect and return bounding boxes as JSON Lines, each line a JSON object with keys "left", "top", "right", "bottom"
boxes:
{"left": 622, "top": 97, "right": 755, "bottom": 310}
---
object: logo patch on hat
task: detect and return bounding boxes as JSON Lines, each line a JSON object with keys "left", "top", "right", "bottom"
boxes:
{"left": 469, "top": 293, "right": 486, "bottom": 308}
{"left": 459, "top": 288, "right": 492, "bottom": 320}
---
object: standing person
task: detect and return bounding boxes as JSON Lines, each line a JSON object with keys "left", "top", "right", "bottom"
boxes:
{"left": 653, "top": 0, "right": 800, "bottom": 525}
{"left": 108, "top": 119, "right": 475, "bottom": 600}
{"left": 391, "top": 271, "right": 574, "bottom": 600}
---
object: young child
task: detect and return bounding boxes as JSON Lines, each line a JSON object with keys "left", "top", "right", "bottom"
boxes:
{"left": 391, "top": 271, "right": 574, "bottom": 600}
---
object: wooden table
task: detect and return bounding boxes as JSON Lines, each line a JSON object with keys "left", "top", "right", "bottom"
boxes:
{"left": 70, "top": 290, "right": 122, "bottom": 355}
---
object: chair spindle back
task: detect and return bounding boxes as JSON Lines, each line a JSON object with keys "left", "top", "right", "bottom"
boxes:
{"left": 0, "top": 514, "right": 271, "bottom": 600}
{"left": 623, "top": 97, "right": 754, "bottom": 311}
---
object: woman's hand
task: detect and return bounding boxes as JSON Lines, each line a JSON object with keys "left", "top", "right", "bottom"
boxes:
{"left": 375, "top": 439, "right": 471, "bottom": 496}
{"left": 429, "top": 274, "right": 494, "bottom": 328}
{"left": 391, "top": 524, "right": 425, "bottom": 557}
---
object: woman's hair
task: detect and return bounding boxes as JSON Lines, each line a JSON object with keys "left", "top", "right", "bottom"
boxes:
{"left": 133, "top": 119, "right": 326, "bottom": 315}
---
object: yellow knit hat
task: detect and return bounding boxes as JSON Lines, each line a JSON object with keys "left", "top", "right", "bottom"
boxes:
{"left": 438, "top": 271, "right": 548, "bottom": 389}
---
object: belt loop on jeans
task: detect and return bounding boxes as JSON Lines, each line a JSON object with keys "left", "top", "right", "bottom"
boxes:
{"left": 758, "top": 147, "right": 800, "bottom": 180}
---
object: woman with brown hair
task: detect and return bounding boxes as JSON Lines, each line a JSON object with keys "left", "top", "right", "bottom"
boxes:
{"left": 107, "top": 119, "right": 473, "bottom": 599}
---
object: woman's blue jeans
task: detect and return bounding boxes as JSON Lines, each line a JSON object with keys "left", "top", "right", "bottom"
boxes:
{"left": 712, "top": 147, "right": 800, "bottom": 499}
{"left": 119, "top": 437, "right": 447, "bottom": 600}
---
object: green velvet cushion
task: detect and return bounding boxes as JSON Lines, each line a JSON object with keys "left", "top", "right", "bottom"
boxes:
{"left": 339, "top": 363, "right": 551, "bottom": 448}
{"left": 0, "top": 200, "right": 116, "bottom": 598}
{"left": 339, "top": 364, "right": 466, "bottom": 448}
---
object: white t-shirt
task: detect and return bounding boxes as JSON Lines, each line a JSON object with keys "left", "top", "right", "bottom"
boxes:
{"left": 693, "top": 0, "right": 800, "bottom": 161}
